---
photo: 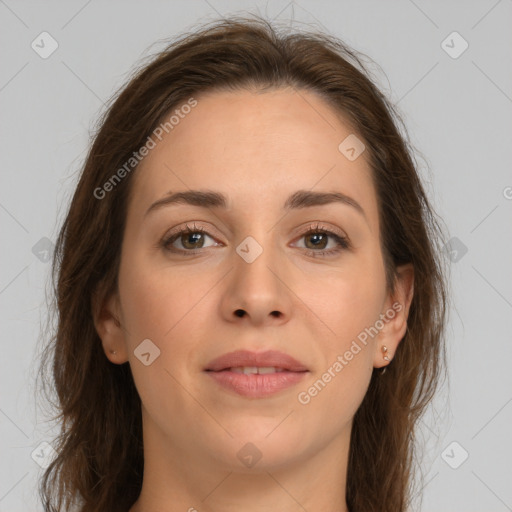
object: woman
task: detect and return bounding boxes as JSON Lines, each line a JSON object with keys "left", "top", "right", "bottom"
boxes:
{"left": 38, "top": 14, "right": 448, "bottom": 512}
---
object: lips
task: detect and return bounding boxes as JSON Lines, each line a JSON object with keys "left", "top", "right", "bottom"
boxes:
{"left": 204, "top": 350, "right": 309, "bottom": 373}
{"left": 204, "top": 350, "right": 309, "bottom": 398}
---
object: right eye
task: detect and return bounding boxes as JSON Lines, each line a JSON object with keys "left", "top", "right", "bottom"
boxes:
{"left": 161, "top": 223, "right": 221, "bottom": 255}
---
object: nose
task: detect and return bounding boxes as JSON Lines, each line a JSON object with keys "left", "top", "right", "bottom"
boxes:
{"left": 220, "top": 234, "right": 293, "bottom": 326}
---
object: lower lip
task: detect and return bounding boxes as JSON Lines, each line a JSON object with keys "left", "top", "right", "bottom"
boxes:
{"left": 205, "top": 370, "right": 308, "bottom": 398}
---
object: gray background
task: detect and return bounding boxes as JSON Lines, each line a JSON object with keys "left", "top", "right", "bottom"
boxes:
{"left": 1, "top": 1, "right": 511, "bottom": 510}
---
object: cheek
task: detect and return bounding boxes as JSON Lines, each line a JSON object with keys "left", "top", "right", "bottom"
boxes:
{"left": 117, "top": 251, "right": 221, "bottom": 388}
{"left": 303, "top": 254, "right": 387, "bottom": 345}
{"left": 295, "top": 350, "right": 373, "bottom": 448}
{"left": 305, "top": 279, "right": 378, "bottom": 398}
{"left": 117, "top": 257, "right": 213, "bottom": 423}
{"left": 293, "top": 251, "right": 384, "bottom": 414}
{"left": 118, "top": 247, "right": 203, "bottom": 340}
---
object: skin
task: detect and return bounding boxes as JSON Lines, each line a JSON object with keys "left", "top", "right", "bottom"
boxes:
{"left": 94, "top": 87, "right": 414, "bottom": 512}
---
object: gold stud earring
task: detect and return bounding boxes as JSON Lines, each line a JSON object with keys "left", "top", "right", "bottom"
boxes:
{"left": 382, "top": 345, "right": 390, "bottom": 361}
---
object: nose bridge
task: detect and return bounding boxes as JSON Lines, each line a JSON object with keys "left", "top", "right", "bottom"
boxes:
{"left": 234, "top": 228, "right": 280, "bottom": 284}
{"left": 223, "top": 223, "right": 291, "bottom": 320}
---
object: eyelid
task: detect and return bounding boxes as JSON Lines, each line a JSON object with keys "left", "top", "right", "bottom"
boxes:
{"left": 295, "top": 221, "right": 348, "bottom": 240}
{"left": 163, "top": 221, "right": 220, "bottom": 241}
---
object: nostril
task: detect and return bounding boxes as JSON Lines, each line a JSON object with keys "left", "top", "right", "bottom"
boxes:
{"left": 235, "top": 309, "right": 245, "bottom": 317}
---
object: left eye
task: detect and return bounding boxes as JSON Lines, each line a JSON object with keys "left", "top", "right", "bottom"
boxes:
{"left": 294, "top": 230, "right": 348, "bottom": 252}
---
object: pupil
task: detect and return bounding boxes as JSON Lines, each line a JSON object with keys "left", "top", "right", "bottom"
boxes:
{"left": 308, "top": 233, "right": 327, "bottom": 249}
{"left": 183, "top": 233, "right": 202, "bottom": 249}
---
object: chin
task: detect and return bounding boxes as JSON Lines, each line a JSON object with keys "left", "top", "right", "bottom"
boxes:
{"left": 214, "top": 440, "right": 307, "bottom": 474}
{"left": 209, "top": 423, "right": 309, "bottom": 471}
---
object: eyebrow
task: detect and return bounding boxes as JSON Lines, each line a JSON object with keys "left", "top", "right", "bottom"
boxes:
{"left": 145, "top": 189, "right": 367, "bottom": 221}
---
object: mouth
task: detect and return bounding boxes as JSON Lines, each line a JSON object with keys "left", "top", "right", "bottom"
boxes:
{"left": 204, "top": 349, "right": 309, "bottom": 373}
{"left": 204, "top": 350, "right": 309, "bottom": 398}
{"left": 210, "top": 366, "right": 298, "bottom": 374}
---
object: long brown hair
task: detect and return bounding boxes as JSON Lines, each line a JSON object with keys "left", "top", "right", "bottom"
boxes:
{"left": 37, "top": 14, "right": 449, "bottom": 512}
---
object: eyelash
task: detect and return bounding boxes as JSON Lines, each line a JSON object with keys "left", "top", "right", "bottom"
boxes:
{"left": 161, "top": 221, "right": 350, "bottom": 258}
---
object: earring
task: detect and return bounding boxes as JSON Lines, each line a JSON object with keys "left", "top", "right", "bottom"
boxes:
{"left": 111, "top": 350, "right": 117, "bottom": 355}
{"left": 380, "top": 346, "right": 391, "bottom": 375}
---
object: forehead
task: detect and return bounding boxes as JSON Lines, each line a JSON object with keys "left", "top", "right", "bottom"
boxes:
{"left": 129, "top": 87, "right": 377, "bottom": 222}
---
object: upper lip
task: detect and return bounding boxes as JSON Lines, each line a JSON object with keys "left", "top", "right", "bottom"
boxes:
{"left": 204, "top": 350, "right": 309, "bottom": 372}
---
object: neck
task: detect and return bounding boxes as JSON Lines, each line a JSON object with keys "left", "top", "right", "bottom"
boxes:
{"left": 129, "top": 411, "right": 351, "bottom": 512}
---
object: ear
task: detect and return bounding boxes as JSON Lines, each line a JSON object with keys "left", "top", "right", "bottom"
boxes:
{"left": 373, "top": 263, "right": 414, "bottom": 368}
{"left": 91, "top": 282, "right": 129, "bottom": 364}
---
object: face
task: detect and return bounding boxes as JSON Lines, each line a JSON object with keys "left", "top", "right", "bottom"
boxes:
{"left": 96, "top": 87, "right": 412, "bottom": 474}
